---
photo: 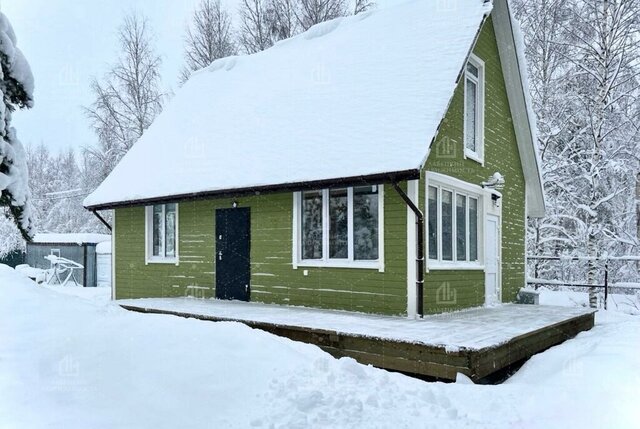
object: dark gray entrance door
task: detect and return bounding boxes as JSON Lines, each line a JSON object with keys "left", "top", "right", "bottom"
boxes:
{"left": 215, "top": 208, "right": 250, "bottom": 301}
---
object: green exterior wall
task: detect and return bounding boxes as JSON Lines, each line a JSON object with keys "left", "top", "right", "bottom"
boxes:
{"left": 114, "top": 186, "right": 408, "bottom": 315}
{"left": 113, "top": 14, "right": 527, "bottom": 317}
{"left": 423, "top": 16, "right": 526, "bottom": 313}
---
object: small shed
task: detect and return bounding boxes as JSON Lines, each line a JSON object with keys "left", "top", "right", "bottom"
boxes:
{"left": 96, "top": 241, "right": 112, "bottom": 288}
{"left": 26, "top": 234, "right": 111, "bottom": 287}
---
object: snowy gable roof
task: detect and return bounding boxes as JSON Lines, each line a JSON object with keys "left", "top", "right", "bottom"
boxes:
{"left": 84, "top": 0, "right": 493, "bottom": 209}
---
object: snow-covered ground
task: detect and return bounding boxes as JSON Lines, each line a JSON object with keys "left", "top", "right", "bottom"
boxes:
{"left": 536, "top": 286, "right": 640, "bottom": 315}
{"left": 1, "top": 264, "right": 639, "bottom": 429}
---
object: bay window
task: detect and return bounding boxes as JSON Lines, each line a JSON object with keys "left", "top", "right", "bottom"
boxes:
{"left": 427, "top": 180, "right": 480, "bottom": 267}
{"left": 295, "top": 185, "right": 383, "bottom": 269}
{"left": 146, "top": 203, "right": 178, "bottom": 263}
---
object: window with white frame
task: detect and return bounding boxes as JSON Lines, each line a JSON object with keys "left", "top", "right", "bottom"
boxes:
{"left": 464, "top": 54, "right": 484, "bottom": 163}
{"left": 145, "top": 203, "right": 178, "bottom": 263}
{"left": 295, "top": 185, "right": 383, "bottom": 268}
{"left": 427, "top": 183, "right": 479, "bottom": 266}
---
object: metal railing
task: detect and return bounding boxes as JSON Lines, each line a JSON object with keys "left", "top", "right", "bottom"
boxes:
{"left": 526, "top": 255, "right": 640, "bottom": 310}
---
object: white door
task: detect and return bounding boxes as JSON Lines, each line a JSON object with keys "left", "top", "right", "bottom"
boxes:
{"left": 484, "top": 214, "right": 500, "bottom": 305}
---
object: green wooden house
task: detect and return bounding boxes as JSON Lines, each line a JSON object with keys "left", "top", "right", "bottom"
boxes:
{"left": 84, "top": 0, "right": 544, "bottom": 318}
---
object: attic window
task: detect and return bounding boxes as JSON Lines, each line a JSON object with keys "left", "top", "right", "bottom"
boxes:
{"left": 294, "top": 186, "right": 384, "bottom": 271}
{"left": 464, "top": 54, "right": 485, "bottom": 164}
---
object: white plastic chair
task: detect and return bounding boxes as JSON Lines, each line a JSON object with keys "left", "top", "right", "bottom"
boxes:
{"left": 44, "top": 255, "right": 84, "bottom": 286}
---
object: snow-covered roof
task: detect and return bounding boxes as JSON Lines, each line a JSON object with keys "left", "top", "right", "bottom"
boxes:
{"left": 96, "top": 241, "right": 112, "bottom": 254}
{"left": 32, "top": 233, "right": 111, "bottom": 245}
{"left": 85, "top": 0, "right": 494, "bottom": 209}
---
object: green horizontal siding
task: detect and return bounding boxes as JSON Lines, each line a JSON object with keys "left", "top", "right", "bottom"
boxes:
{"left": 424, "top": 270, "right": 484, "bottom": 314}
{"left": 115, "top": 185, "right": 408, "bottom": 315}
{"left": 423, "top": 15, "right": 526, "bottom": 312}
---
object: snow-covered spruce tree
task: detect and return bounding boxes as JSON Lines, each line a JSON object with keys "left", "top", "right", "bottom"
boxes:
{"left": 296, "top": 0, "right": 348, "bottom": 31}
{"left": 180, "top": 0, "right": 237, "bottom": 83}
{"left": 0, "top": 12, "right": 34, "bottom": 241}
{"left": 85, "top": 12, "right": 164, "bottom": 188}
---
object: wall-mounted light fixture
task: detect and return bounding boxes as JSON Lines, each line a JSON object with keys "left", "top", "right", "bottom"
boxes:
{"left": 482, "top": 172, "right": 504, "bottom": 208}
{"left": 482, "top": 172, "right": 505, "bottom": 190}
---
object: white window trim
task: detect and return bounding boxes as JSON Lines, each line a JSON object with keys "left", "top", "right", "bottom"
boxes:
{"left": 293, "top": 185, "right": 384, "bottom": 271}
{"left": 463, "top": 53, "right": 485, "bottom": 165}
{"left": 145, "top": 204, "right": 179, "bottom": 265}
{"left": 426, "top": 173, "right": 484, "bottom": 270}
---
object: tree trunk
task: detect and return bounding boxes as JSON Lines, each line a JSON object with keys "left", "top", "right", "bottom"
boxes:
{"left": 636, "top": 172, "right": 640, "bottom": 244}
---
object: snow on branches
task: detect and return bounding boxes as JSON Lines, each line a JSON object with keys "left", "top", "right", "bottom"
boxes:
{"left": 0, "top": 12, "right": 35, "bottom": 240}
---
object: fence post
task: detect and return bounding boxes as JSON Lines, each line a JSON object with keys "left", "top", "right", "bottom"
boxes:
{"left": 604, "top": 261, "right": 609, "bottom": 311}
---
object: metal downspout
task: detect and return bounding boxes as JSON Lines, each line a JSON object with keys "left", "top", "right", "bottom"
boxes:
{"left": 391, "top": 182, "right": 425, "bottom": 318}
{"left": 91, "top": 210, "right": 112, "bottom": 232}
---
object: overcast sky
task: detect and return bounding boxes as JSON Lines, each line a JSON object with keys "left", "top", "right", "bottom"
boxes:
{"left": 1, "top": 0, "right": 396, "bottom": 154}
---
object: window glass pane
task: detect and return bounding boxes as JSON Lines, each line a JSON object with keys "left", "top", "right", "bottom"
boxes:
{"left": 441, "top": 190, "right": 453, "bottom": 261}
{"left": 353, "top": 186, "right": 379, "bottom": 260}
{"left": 165, "top": 203, "right": 176, "bottom": 258}
{"left": 302, "top": 191, "right": 323, "bottom": 259}
{"left": 467, "top": 62, "right": 479, "bottom": 77}
{"left": 152, "top": 205, "right": 163, "bottom": 257}
{"left": 469, "top": 198, "right": 478, "bottom": 261}
{"left": 329, "top": 189, "right": 348, "bottom": 259}
{"left": 428, "top": 186, "right": 438, "bottom": 260}
{"left": 465, "top": 78, "right": 477, "bottom": 152}
{"left": 456, "top": 195, "right": 467, "bottom": 261}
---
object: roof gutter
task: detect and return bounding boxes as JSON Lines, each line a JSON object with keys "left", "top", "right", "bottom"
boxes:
{"left": 391, "top": 181, "right": 424, "bottom": 318}
{"left": 84, "top": 169, "right": 421, "bottom": 211}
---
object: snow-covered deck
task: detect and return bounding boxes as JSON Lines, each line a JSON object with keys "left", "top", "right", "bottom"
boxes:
{"left": 118, "top": 298, "right": 591, "bottom": 350}
{"left": 118, "top": 298, "right": 596, "bottom": 381}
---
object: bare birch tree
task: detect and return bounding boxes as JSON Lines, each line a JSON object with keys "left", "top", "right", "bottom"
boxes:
{"left": 353, "top": 0, "right": 374, "bottom": 14}
{"left": 271, "top": 0, "right": 299, "bottom": 40}
{"left": 239, "top": 0, "right": 276, "bottom": 54}
{"left": 180, "top": 0, "right": 237, "bottom": 83}
{"left": 515, "top": 0, "right": 640, "bottom": 306}
{"left": 296, "top": 0, "right": 348, "bottom": 31}
{"left": 85, "top": 12, "right": 164, "bottom": 187}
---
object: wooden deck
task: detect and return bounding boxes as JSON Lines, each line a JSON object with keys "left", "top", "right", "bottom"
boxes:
{"left": 119, "top": 299, "right": 595, "bottom": 382}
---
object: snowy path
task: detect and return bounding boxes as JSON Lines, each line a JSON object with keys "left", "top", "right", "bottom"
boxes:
{"left": 118, "top": 297, "right": 594, "bottom": 351}
{"left": 1, "top": 265, "right": 638, "bottom": 429}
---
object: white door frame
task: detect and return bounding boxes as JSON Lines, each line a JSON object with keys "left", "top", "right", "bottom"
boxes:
{"left": 484, "top": 212, "right": 502, "bottom": 305}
